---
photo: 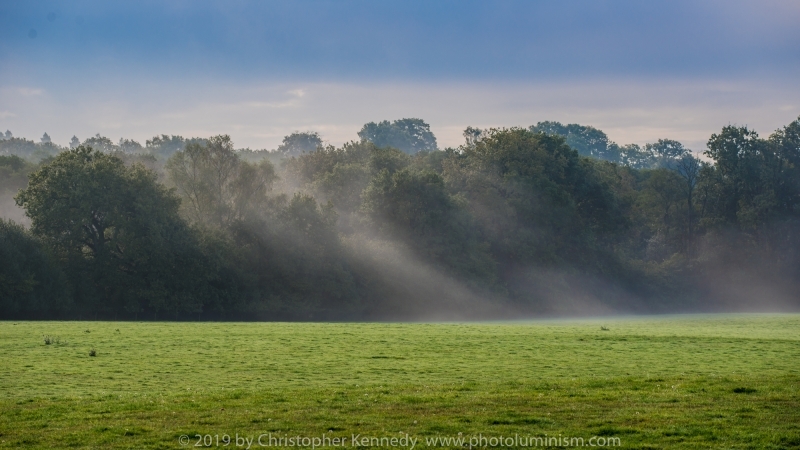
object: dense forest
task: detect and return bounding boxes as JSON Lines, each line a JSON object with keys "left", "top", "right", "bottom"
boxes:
{"left": 1, "top": 117, "right": 799, "bottom": 320}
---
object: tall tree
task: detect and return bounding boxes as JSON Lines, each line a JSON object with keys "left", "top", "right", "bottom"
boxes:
{"left": 16, "top": 146, "right": 206, "bottom": 316}
{"left": 358, "top": 118, "right": 438, "bottom": 154}
{"left": 82, "top": 134, "right": 117, "bottom": 153}
{"left": 146, "top": 135, "right": 208, "bottom": 160}
{"left": 277, "top": 131, "right": 323, "bottom": 157}
{"left": 166, "top": 135, "right": 276, "bottom": 228}
{"left": 118, "top": 138, "right": 143, "bottom": 153}
{"left": 362, "top": 167, "right": 496, "bottom": 284}
{"left": 0, "top": 219, "right": 70, "bottom": 315}
{"left": 767, "top": 116, "right": 800, "bottom": 217}
{"left": 674, "top": 154, "right": 702, "bottom": 244}
{"left": 704, "top": 126, "right": 768, "bottom": 227}
{"left": 646, "top": 139, "right": 689, "bottom": 168}
{"left": 530, "top": 121, "right": 620, "bottom": 161}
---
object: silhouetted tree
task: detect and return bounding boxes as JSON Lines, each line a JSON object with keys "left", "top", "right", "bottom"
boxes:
{"left": 166, "top": 135, "right": 277, "bottom": 228}
{"left": 277, "top": 131, "right": 323, "bottom": 157}
{"left": 0, "top": 219, "right": 70, "bottom": 316}
{"left": 358, "top": 118, "right": 437, "bottom": 154}
{"left": 16, "top": 146, "right": 208, "bottom": 317}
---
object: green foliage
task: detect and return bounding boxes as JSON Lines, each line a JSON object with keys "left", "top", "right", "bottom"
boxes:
{"left": 445, "top": 128, "right": 621, "bottom": 266}
{"left": 237, "top": 148, "right": 275, "bottom": 164}
{"left": 358, "top": 118, "right": 438, "bottom": 154}
{"left": 81, "top": 134, "right": 117, "bottom": 153}
{"left": 362, "top": 167, "right": 496, "bottom": 284}
{"left": 0, "top": 137, "right": 38, "bottom": 159}
{"left": 0, "top": 154, "right": 27, "bottom": 172}
{"left": 636, "top": 169, "right": 685, "bottom": 260}
{"left": 0, "top": 154, "right": 34, "bottom": 200}
{"left": 0, "top": 219, "right": 70, "bottom": 315}
{"left": 701, "top": 119, "right": 800, "bottom": 229}
{"left": 43, "top": 334, "right": 56, "bottom": 345}
{"left": 530, "top": 123, "right": 694, "bottom": 171}
{"left": 3, "top": 116, "right": 800, "bottom": 319}
{"left": 277, "top": 131, "right": 323, "bottom": 157}
{"left": 15, "top": 146, "right": 214, "bottom": 317}
{"left": 145, "top": 134, "right": 207, "bottom": 160}
{"left": 285, "top": 141, "right": 410, "bottom": 217}
{"left": 0, "top": 137, "right": 62, "bottom": 162}
{"left": 645, "top": 138, "right": 689, "bottom": 168}
{"left": 166, "top": 135, "right": 277, "bottom": 228}
{"left": 230, "top": 193, "right": 360, "bottom": 318}
{"left": 530, "top": 121, "right": 619, "bottom": 161}
{"left": 117, "top": 138, "right": 143, "bottom": 153}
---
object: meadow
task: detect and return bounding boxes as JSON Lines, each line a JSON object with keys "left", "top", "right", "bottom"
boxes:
{"left": 1, "top": 315, "right": 799, "bottom": 449}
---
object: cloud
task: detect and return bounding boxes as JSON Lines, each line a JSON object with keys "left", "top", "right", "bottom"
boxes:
{"left": 16, "top": 88, "right": 44, "bottom": 96}
{"left": 1, "top": 1, "right": 798, "bottom": 83}
{"left": 1, "top": 77, "right": 797, "bottom": 151}
{"left": 1, "top": 2, "right": 797, "bottom": 149}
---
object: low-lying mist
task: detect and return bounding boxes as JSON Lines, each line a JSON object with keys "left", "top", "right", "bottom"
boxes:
{"left": 1, "top": 117, "right": 799, "bottom": 320}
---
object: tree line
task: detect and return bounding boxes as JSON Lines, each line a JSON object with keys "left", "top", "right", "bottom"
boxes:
{"left": 1, "top": 116, "right": 799, "bottom": 319}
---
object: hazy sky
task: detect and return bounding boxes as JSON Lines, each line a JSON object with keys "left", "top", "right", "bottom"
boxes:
{"left": 1, "top": 0, "right": 799, "bottom": 151}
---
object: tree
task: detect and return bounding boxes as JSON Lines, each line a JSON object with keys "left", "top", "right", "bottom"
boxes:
{"left": 704, "top": 126, "right": 768, "bottom": 226}
{"left": 362, "top": 167, "right": 496, "bottom": 284}
{"left": 40, "top": 132, "right": 51, "bottom": 144}
{"left": 0, "top": 219, "right": 70, "bottom": 316}
{"left": 674, "top": 154, "right": 702, "bottom": 243}
{"left": 767, "top": 116, "right": 800, "bottom": 217}
{"left": 82, "top": 134, "right": 117, "bottom": 153}
{"left": 530, "top": 121, "right": 620, "bottom": 161}
{"left": 118, "top": 138, "right": 143, "bottom": 153}
{"left": 646, "top": 139, "right": 689, "bottom": 168}
{"left": 639, "top": 169, "right": 684, "bottom": 260}
{"left": 277, "top": 131, "right": 323, "bottom": 157}
{"left": 358, "top": 118, "right": 438, "bottom": 154}
{"left": 0, "top": 155, "right": 34, "bottom": 224}
{"left": 284, "top": 140, "right": 410, "bottom": 219}
{"left": 463, "top": 126, "right": 484, "bottom": 147}
{"left": 69, "top": 135, "right": 80, "bottom": 149}
{"left": 146, "top": 135, "right": 207, "bottom": 160}
{"left": 618, "top": 143, "right": 656, "bottom": 169}
{"left": 166, "top": 135, "right": 277, "bottom": 228}
{"left": 15, "top": 146, "right": 206, "bottom": 316}
{"left": 0, "top": 137, "right": 38, "bottom": 159}
{"left": 443, "top": 127, "right": 627, "bottom": 276}
{"left": 228, "top": 192, "right": 360, "bottom": 319}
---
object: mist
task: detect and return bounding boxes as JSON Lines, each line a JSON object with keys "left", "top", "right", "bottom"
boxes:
{"left": 2, "top": 116, "right": 800, "bottom": 320}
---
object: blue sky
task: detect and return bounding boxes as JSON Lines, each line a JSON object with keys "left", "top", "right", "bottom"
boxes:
{"left": 1, "top": 0, "right": 799, "bottom": 150}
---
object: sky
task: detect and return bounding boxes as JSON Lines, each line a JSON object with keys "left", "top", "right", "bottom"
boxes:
{"left": 1, "top": 0, "right": 799, "bottom": 152}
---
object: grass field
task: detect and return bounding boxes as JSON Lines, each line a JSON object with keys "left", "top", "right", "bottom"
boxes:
{"left": 1, "top": 315, "right": 799, "bottom": 449}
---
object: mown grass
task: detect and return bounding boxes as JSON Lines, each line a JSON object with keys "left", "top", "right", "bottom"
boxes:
{"left": 1, "top": 314, "right": 799, "bottom": 449}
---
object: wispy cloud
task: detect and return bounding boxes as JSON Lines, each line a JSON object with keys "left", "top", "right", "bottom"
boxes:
{"left": 16, "top": 88, "right": 44, "bottom": 96}
{"left": 1, "top": 77, "right": 796, "bottom": 151}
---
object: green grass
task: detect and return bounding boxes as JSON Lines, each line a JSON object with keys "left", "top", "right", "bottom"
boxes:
{"left": 1, "top": 314, "right": 799, "bottom": 449}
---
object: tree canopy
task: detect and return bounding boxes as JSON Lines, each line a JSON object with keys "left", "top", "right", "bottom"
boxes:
{"left": 3, "top": 116, "right": 800, "bottom": 319}
{"left": 15, "top": 146, "right": 213, "bottom": 317}
{"left": 277, "top": 131, "right": 323, "bottom": 157}
{"left": 358, "top": 118, "right": 438, "bottom": 154}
